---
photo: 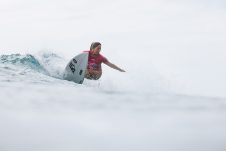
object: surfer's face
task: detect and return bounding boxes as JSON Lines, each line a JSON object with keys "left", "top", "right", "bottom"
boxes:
{"left": 93, "top": 45, "right": 101, "bottom": 54}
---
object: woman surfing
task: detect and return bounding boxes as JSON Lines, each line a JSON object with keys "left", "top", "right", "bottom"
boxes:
{"left": 85, "top": 42, "right": 125, "bottom": 80}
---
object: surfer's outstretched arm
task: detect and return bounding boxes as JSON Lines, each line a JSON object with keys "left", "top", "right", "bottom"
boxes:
{"left": 104, "top": 61, "right": 126, "bottom": 72}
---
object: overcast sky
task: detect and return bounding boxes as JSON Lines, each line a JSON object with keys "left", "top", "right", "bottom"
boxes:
{"left": 0, "top": 0, "right": 226, "bottom": 97}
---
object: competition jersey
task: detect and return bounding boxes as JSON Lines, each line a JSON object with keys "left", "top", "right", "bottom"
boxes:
{"left": 83, "top": 50, "right": 108, "bottom": 71}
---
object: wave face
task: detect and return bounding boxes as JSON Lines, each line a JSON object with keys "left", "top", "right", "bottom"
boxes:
{"left": 0, "top": 52, "right": 66, "bottom": 79}
{"left": 0, "top": 53, "right": 46, "bottom": 72}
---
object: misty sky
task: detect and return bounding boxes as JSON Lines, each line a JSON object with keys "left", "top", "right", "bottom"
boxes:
{"left": 0, "top": 0, "right": 226, "bottom": 97}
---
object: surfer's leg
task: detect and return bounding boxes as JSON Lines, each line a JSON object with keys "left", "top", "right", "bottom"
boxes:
{"left": 93, "top": 71, "right": 102, "bottom": 80}
{"left": 85, "top": 70, "right": 92, "bottom": 79}
{"left": 85, "top": 69, "right": 102, "bottom": 80}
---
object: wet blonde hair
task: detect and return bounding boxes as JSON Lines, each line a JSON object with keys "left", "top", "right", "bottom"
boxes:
{"left": 90, "top": 42, "right": 101, "bottom": 50}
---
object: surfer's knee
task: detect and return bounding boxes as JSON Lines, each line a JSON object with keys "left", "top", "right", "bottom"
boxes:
{"left": 85, "top": 70, "right": 101, "bottom": 80}
{"left": 94, "top": 74, "right": 101, "bottom": 80}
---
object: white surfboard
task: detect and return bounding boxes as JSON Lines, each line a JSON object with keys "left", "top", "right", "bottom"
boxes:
{"left": 63, "top": 52, "right": 88, "bottom": 84}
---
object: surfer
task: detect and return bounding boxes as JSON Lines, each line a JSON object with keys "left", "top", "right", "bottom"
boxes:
{"left": 85, "top": 42, "right": 125, "bottom": 80}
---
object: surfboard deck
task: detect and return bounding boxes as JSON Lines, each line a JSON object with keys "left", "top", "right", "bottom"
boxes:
{"left": 63, "top": 52, "right": 88, "bottom": 84}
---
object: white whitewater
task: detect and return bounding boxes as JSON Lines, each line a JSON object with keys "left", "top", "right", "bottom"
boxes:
{"left": 0, "top": 52, "right": 225, "bottom": 151}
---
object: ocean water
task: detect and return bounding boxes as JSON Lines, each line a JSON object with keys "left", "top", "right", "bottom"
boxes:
{"left": 0, "top": 52, "right": 226, "bottom": 151}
